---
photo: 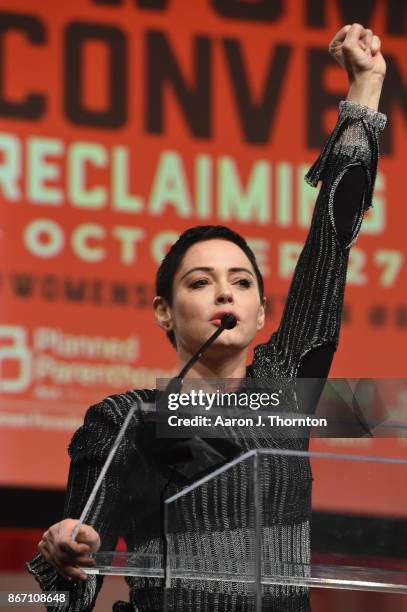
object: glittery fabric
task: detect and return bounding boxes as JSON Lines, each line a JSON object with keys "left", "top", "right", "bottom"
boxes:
{"left": 252, "top": 100, "right": 386, "bottom": 381}
{"left": 27, "top": 101, "right": 386, "bottom": 611}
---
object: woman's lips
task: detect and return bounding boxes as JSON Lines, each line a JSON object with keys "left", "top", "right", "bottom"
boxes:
{"left": 211, "top": 318, "right": 223, "bottom": 326}
{"left": 210, "top": 311, "right": 239, "bottom": 321}
{"left": 210, "top": 313, "right": 239, "bottom": 326}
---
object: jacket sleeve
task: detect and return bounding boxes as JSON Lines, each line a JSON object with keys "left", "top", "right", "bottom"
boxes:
{"left": 252, "top": 100, "right": 387, "bottom": 379}
{"left": 26, "top": 394, "right": 140, "bottom": 612}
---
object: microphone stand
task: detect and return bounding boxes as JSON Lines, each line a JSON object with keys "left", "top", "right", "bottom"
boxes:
{"left": 177, "top": 313, "right": 237, "bottom": 380}
{"left": 71, "top": 314, "right": 238, "bottom": 542}
{"left": 158, "top": 314, "right": 240, "bottom": 590}
{"left": 71, "top": 396, "right": 142, "bottom": 541}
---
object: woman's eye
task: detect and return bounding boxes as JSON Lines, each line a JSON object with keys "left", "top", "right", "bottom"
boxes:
{"left": 235, "top": 278, "right": 253, "bottom": 288}
{"left": 189, "top": 278, "right": 252, "bottom": 289}
{"left": 190, "top": 279, "right": 209, "bottom": 289}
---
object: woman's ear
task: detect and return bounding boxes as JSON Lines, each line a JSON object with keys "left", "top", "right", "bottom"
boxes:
{"left": 153, "top": 296, "right": 174, "bottom": 332}
{"left": 257, "top": 296, "right": 266, "bottom": 330}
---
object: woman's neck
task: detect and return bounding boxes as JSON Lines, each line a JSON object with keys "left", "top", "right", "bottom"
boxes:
{"left": 177, "top": 348, "right": 248, "bottom": 381}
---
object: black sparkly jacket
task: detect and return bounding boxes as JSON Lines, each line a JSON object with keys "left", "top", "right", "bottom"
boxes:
{"left": 27, "top": 101, "right": 387, "bottom": 612}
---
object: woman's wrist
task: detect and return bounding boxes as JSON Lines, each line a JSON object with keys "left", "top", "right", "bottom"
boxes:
{"left": 346, "top": 75, "right": 384, "bottom": 111}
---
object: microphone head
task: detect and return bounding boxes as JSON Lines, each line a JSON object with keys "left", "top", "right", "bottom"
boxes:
{"left": 220, "top": 313, "right": 237, "bottom": 329}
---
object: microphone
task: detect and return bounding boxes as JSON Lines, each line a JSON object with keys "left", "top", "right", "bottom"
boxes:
{"left": 156, "top": 312, "right": 238, "bottom": 418}
{"left": 220, "top": 312, "right": 238, "bottom": 329}
{"left": 154, "top": 313, "right": 237, "bottom": 409}
{"left": 175, "top": 313, "right": 237, "bottom": 383}
{"left": 159, "top": 313, "right": 237, "bottom": 401}
{"left": 152, "top": 313, "right": 240, "bottom": 474}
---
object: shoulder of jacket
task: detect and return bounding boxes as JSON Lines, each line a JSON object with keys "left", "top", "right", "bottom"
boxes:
{"left": 68, "top": 388, "right": 157, "bottom": 459}
{"left": 84, "top": 388, "right": 156, "bottom": 422}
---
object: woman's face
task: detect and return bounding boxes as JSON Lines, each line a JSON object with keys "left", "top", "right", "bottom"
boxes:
{"left": 155, "top": 239, "right": 266, "bottom": 356}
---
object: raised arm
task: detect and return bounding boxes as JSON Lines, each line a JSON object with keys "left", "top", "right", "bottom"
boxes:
{"left": 252, "top": 24, "right": 387, "bottom": 380}
{"left": 26, "top": 394, "right": 140, "bottom": 611}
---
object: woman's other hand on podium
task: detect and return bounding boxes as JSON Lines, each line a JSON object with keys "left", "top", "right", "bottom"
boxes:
{"left": 38, "top": 518, "right": 100, "bottom": 581}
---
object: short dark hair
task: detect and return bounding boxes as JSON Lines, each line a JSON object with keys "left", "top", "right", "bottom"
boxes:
{"left": 155, "top": 225, "right": 264, "bottom": 347}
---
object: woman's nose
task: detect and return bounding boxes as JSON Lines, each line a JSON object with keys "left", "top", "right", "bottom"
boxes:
{"left": 215, "top": 290, "right": 234, "bottom": 304}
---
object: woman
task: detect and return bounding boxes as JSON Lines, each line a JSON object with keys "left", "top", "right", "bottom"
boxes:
{"left": 27, "top": 24, "right": 387, "bottom": 611}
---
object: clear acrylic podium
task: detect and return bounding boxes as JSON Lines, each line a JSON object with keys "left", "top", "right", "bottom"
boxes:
{"left": 87, "top": 448, "right": 407, "bottom": 609}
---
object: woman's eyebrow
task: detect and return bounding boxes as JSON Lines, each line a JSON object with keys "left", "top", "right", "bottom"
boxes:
{"left": 180, "top": 266, "right": 254, "bottom": 281}
{"left": 229, "top": 267, "right": 254, "bottom": 277}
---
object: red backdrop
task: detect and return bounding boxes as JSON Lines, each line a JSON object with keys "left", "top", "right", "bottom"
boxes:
{"left": 0, "top": 0, "right": 405, "bottom": 515}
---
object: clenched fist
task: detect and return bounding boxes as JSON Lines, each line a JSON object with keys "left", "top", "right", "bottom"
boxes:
{"left": 329, "top": 23, "right": 386, "bottom": 83}
{"left": 38, "top": 519, "right": 100, "bottom": 582}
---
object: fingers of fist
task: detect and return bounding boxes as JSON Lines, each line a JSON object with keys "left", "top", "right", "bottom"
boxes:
{"left": 359, "top": 29, "right": 373, "bottom": 52}
{"left": 329, "top": 23, "right": 381, "bottom": 58}
{"left": 328, "top": 23, "right": 386, "bottom": 79}
{"left": 371, "top": 35, "right": 381, "bottom": 55}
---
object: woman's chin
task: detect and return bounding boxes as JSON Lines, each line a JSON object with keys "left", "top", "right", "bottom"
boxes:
{"left": 209, "top": 333, "right": 247, "bottom": 352}
{"left": 181, "top": 326, "right": 250, "bottom": 355}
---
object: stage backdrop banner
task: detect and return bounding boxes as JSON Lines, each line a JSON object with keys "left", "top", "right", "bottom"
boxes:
{"left": 0, "top": 0, "right": 406, "bottom": 512}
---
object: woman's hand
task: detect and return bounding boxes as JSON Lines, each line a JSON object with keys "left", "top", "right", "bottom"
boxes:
{"left": 329, "top": 24, "right": 386, "bottom": 111}
{"left": 38, "top": 519, "right": 100, "bottom": 582}
{"left": 329, "top": 23, "right": 386, "bottom": 81}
